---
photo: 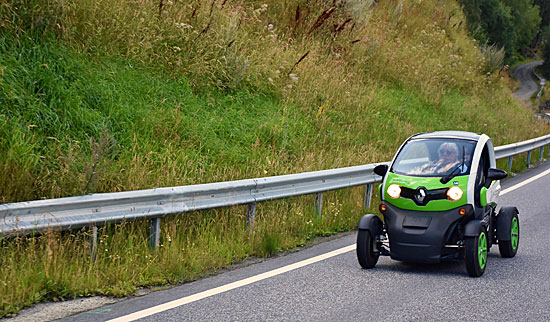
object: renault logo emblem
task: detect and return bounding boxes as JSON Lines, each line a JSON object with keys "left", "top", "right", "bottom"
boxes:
{"left": 415, "top": 187, "right": 426, "bottom": 203}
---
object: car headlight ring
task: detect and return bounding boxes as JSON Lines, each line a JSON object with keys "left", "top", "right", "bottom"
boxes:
{"left": 387, "top": 184, "right": 401, "bottom": 199}
{"left": 447, "top": 186, "right": 463, "bottom": 201}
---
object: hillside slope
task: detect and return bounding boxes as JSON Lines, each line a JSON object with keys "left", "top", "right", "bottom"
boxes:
{"left": 1, "top": 0, "right": 547, "bottom": 202}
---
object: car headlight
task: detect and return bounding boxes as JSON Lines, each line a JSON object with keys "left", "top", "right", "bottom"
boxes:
{"left": 387, "top": 184, "right": 401, "bottom": 199}
{"left": 447, "top": 186, "right": 463, "bottom": 201}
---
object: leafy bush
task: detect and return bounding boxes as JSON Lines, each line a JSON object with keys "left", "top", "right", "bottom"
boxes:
{"left": 480, "top": 43, "right": 505, "bottom": 74}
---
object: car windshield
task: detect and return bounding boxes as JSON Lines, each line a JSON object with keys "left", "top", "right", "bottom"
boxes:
{"left": 391, "top": 138, "right": 476, "bottom": 177}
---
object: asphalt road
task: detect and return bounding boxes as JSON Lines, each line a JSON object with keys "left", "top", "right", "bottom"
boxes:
{"left": 513, "top": 60, "right": 543, "bottom": 102}
{"left": 61, "top": 161, "right": 550, "bottom": 321}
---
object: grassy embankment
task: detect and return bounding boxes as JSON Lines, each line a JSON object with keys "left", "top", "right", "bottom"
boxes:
{"left": 1, "top": 0, "right": 548, "bottom": 316}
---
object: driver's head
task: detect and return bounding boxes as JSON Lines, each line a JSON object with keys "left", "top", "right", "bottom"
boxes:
{"left": 438, "top": 142, "right": 459, "bottom": 164}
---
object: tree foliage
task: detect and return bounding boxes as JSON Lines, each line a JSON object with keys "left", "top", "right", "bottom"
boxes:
{"left": 534, "top": 0, "right": 550, "bottom": 26}
{"left": 535, "top": 0, "right": 550, "bottom": 78}
{"left": 459, "top": 0, "right": 540, "bottom": 62}
{"left": 541, "top": 26, "right": 550, "bottom": 78}
{"left": 503, "top": 0, "right": 541, "bottom": 50}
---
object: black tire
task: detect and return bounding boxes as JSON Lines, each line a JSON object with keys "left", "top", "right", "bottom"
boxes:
{"left": 465, "top": 225, "right": 488, "bottom": 277}
{"left": 356, "top": 229, "right": 379, "bottom": 269}
{"left": 498, "top": 212, "right": 519, "bottom": 258}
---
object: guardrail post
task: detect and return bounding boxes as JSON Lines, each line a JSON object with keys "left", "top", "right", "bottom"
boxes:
{"left": 149, "top": 218, "right": 161, "bottom": 250}
{"left": 527, "top": 151, "right": 532, "bottom": 168}
{"left": 364, "top": 184, "right": 373, "bottom": 208}
{"left": 541, "top": 146, "right": 545, "bottom": 161}
{"left": 314, "top": 193, "right": 323, "bottom": 218}
{"left": 89, "top": 225, "right": 98, "bottom": 260}
{"left": 246, "top": 203, "right": 256, "bottom": 230}
{"left": 507, "top": 156, "right": 513, "bottom": 173}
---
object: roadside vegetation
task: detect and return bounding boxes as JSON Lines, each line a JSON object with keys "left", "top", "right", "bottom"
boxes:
{"left": 1, "top": 0, "right": 548, "bottom": 317}
{"left": 459, "top": 0, "right": 541, "bottom": 63}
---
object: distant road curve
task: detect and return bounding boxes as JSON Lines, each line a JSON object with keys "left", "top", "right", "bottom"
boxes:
{"left": 513, "top": 60, "right": 543, "bottom": 102}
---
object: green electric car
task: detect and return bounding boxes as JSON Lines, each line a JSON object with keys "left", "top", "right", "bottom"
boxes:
{"left": 357, "top": 131, "right": 519, "bottom": 277}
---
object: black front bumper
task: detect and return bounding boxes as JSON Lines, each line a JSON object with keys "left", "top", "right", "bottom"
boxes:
{"left": 380, "top": 202, "right": 473, "bottom": 263}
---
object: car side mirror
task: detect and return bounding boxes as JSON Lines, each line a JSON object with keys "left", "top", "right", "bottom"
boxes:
{"left": 374, "top": 164, "right": 389, "bottom": 177}
{"left": 487, "top": 168, "right": 507, "bottom": 181}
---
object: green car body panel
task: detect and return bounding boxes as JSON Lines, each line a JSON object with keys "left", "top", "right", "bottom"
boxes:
{"left": 384, "top": 172, "right": 469, "bottom": 211}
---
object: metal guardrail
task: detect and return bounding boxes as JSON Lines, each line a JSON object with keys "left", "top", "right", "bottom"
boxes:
{"left": 1, "top": 134, "right": 550, "bottom": 249}
{"left": 495, "top": 134, "right": 550, "bottom": 172}
{"left": 0, "top": 163, "right": 389, "bottom": 245}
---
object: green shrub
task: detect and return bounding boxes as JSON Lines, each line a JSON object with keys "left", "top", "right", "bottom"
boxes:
{"left": 480, "top": 43, "right": 505, "bottom": 74}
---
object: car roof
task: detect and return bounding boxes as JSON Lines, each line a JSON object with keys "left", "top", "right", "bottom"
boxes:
{"left": 410, "top": 131, "right": 481, "bottom": 141}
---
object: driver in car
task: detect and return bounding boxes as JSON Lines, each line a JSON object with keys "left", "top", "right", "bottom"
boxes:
{"left": 436, "top": 142, "right": 460, "bottom": 173}
{"left": 412, "top": 142, "right": 460, "bottom": 175}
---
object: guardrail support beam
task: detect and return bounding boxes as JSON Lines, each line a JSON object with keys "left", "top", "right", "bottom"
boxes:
{"left": 314, "top": 193, "right": 323, "bottom": 218}
{"left": 541, "top": 147, "right": 545, "bottom": 161}
{"left": 507, "top": 156, "right": 513, "bottom": 173}
{"left": 364, "top": 184, "right": 373, "bottom": 208}
{"left": 527, "top": 151, "right": 532, "bottom": 168}
{"left": 150, "top": 218, "right": 161, "bottom": 250}
{"left": 89, "top": 225, "right": 98, "bottom": 260}
{"left": 246, "top": 203, "right": 256, "bottom": 230}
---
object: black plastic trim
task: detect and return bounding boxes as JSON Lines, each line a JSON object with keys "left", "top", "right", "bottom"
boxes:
{"left": 400, "top": 186, "right": 448, "bottom": 206}
{"left": 379, "top": 202, "right": 474, "bottom": 263}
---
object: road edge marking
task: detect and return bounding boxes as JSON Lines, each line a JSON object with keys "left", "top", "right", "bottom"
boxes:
{"left": 501, "top": 167, "right": 550, "bottom": 195}
{"left": 108, "top": 244, "right": 356, "bottom": 322}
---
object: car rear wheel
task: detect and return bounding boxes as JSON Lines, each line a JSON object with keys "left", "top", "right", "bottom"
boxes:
{"left": 356, "top": 229, "right": 379, "bottom": 269}
{"left": 498, "top": 213, "right": 519, "bottom": 258}
{"left": 465, "top": 225, "right": 488, "bottom": 277}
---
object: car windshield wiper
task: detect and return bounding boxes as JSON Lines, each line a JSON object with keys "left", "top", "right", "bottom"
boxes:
{"left": 440, "top": 164, "right": 461, "bottom": 184}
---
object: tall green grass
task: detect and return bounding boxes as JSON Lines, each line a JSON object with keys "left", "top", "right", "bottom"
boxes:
{"left": 1, "top": 0, "right": 549, "bottom": 317}
{"left": 0, "top": 36, "right": 319, "bottom": 202}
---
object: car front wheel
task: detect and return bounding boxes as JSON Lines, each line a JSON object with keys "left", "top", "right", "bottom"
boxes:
{"left": 465, "top": 225, "right": 488, "bottom": 277}
{"left": 356, "top": 229, "right": 379, "bottom": 269}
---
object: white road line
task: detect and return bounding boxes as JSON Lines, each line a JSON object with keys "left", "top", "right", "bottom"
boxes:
{"left": 501, "top": 167, "right": 550, "bottom": 195}
{"left": 108, "top": 244, "right": 356, "bottom": 322}
{"left": 109, "top": 166, "right": 550, "bottom": 322}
